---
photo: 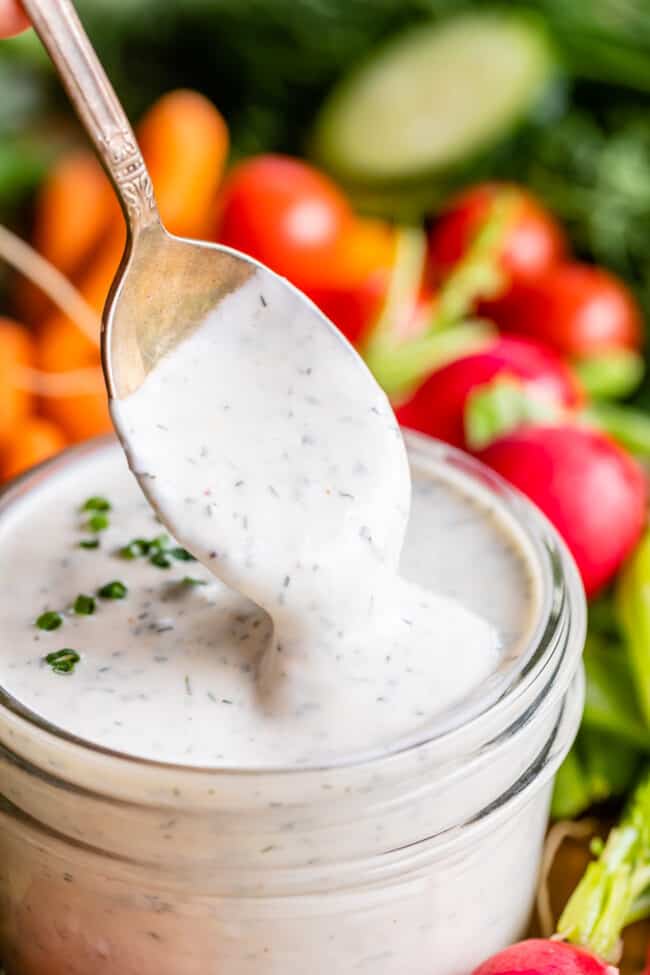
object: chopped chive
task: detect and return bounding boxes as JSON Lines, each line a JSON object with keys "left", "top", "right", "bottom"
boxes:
{"left": 73, "top": 594, "right": 95, "bottom": 615}
{"left": 82, "top": 497, "right": 111, "bottom": 512}
{"left": 182, "top": 577, "right": 206, "bottom": 586}
{"left": 97, "top": 580, "right": 127, "bottom": 599}
{"left": 79, "top": 538, "right": 100, "bottom": 550}
{"left": 171, "top": 547, "right": 196, "bottom": 562}
{"left": 36, "top": 610, "right": 63, "bottom": 631}
{"left": 86, "top": 513, "right": 109, "bottom": 532}
{"left": 45, "top": 648, "right": 80, "bottom": 674}
{"left": 150, "top": 551, "right": 172, "bottom": 569}
{"left": 118, "top": 538, "right": 151, "bottom": 559}
{"left": 152, "top": 534, "right": 170, "bottom": 549}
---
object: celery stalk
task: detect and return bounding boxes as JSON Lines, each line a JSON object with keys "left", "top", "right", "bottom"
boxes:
{"left": 557, "top": 770, "right": 650, "bottom": 960}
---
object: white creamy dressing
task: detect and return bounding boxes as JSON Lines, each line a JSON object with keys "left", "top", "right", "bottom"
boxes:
{"left": 0, "top": 271, "right": 538, "bottom": 766}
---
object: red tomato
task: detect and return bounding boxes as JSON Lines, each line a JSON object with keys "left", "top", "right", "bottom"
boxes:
{"left": 396, "top": 335, "right": 583, "bottom": 449}
{"left": 487, "top": 261, "right": 643, "bottom": 356}
{"left": 217, "top": 154, "right": 354, "bottom": 289}
{"left": 428, "top": 182, "right": 566, "bottom": 290}
{"left": 478, "top": 426, "right": 647, "bottom": 597}
{"left": 304, "top": 270, "right": 388, "bottom": 346}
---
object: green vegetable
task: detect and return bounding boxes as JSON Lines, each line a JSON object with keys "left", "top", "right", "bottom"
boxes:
{"left": 44, "top": 648, "right": 80, "bottom": 675}
{"left": 575, "top": 349, "right": 645, "bottom": 401}
{"left": 119, "top": 538, "right": 151, "bottom": 559}
{"left": 552, "top": 728, "right": 639, "bottom": 820}
{"left": 465, "top": 376, "right": 561, "bottom": 450}
{"left": 73, "top": 594, "right": 95, "bottom": 615}
{"left": 36, "top": 610, "right": 63, "bottom": 631}
{"left": 79, "top": 538, "right": 100, "bottom": 550}
{"left": 170, "top": 547, "right": 196, "bottom": 562}
{"left": 582, "top": 634, "right": 650, "bottom": 751}
{"left": 97, "top": 580, "right": 127, "bottom": 600}
{"left": 617, "top": 530, "right": 650, "bottom": 729}
{"left": 182, "top": 576, "right": 206, "bottom": 586}
{"left": 557, "top": 768, "right": 650, "bottom": 960}
{"left": 312, "top": 10, "right": 557, "bottom": 200}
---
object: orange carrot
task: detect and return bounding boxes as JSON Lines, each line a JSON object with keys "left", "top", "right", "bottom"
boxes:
{"left": 332, "top": 217, "right": 396, "bottom": 286}
{"left": 33, "top": 150, "right": 118, "bottom": 274}
{"left": 138, "top": 89, "right": 229, "bottom": 239}
{"left": 0, "top": 317, "right": 36, "bottom": 444}
{"left": 36, "top": 226, "right": 125, "bottom": 443}
{"left": 1, "top": 416, "right": 67, "bottom": 482}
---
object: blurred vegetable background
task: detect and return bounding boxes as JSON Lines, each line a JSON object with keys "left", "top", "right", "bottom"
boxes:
{"left": 3, "top": 2, "right": 650, "bottom": 969}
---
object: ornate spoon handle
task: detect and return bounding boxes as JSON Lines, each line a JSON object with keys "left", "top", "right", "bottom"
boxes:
{"left": 22, "top": 0, "right": 160, "bottom": 235}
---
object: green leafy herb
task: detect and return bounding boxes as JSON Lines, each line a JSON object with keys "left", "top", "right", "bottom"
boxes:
{"left": 44, "top": 648, "right": 80, "bottom": 675}
{"left": 79, "top": 538, "right": 100, "bottom": 550}
{"left": 36, "top": 610, "right": 62, "bottom": 631}
{"left": 82, "top": 496, "right": 111, "bottom": 512}
{"left": 150, "top": 551, "right": 172, "bottom": 569}
{"left": 86, "top": 512, "right": 109, "bottom": 532}
{"left": 73, "top": 594, "right": 95, "bottom": 615}
{"left": 119, "top": 538, "right": 151, "bottom": 559}
{"left": 97, "top": 580, "right": 127, "bottom": 599}
{"left": 182, "top": 576, "right": 206, "bottom": 586}
{"left": 171, "top": 547, "right": 196, "bottom": 562}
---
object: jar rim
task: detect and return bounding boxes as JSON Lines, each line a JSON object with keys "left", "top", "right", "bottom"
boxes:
{"left": 0, "top": 433, "right": 586, "bottom": 790}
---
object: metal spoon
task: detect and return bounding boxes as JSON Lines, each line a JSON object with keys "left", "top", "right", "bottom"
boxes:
{"left": 20, "top": 0, "right": 377, "bottom": 402}
{"left": 22, "top": 0, "right": 412, "bottom": 591}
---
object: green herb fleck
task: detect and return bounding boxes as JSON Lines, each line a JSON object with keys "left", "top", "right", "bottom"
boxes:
{"left": 82, "top": 497, "right": 111, "bottom": 512}
{"left": 73, "top": 594, "right": 95, "bottom": 615}
{"left": 171, "top": 546, "right": 196, "bottom": 562}
{"left": 79, "top": 538, "right": 100, "bottom": 550}
{"left": 86, "top": 512, "right": 109, "bottom": 532}
{"left": 36, "top": 610, "right": 63, "bottom": 631}
{"left": 150, "top": 551, "right": 172, "bottom": 569}
{"left": 97, "top": 580, "right": 127, "bottom": 600}
{"left": 182, "top": 576, "right": 207, "bottom": 586}
{"left": 119, "top": 538, "right": 151, "bottom": 559}
{"left": 45, "top": 649, "right": 80, "bottom": 674}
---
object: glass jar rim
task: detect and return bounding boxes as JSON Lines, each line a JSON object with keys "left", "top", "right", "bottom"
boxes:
{"left": 0, "top": 433, "right": 586, "bottom": 791}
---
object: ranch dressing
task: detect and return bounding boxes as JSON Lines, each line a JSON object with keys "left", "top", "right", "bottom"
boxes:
{"left": 109, "top": 268, "right": 501, "bottom": 762}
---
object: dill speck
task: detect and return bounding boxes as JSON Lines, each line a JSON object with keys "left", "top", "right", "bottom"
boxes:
{"left": 74, "top": 594, "right": 95, "bottom": 615}
{"left": 82, "top": 497, "right": 111, "bottom": 512}
{"left": 45, "top": 649, "right": 80, "bottom": 675}
{"left": 86, "top": 513, "right": 109, "bottom": 533}
{"left": 98, "top": 580, "right": 127, "bottom": 600}
{"left": 79, "top": 538, "right": 100, "bottom": 550}
{"left": 36, "top": 610, "right": 62, "bottom": 631}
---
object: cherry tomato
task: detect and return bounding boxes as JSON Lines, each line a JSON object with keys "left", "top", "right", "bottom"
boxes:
{"left": 486, "top": 261, "right": 643, "bottom": 356}
{"left": 428, "top": 182, "right": 566, "bottom": 291}
{"left": 396, "top": 335, "right": 583, "bottom": 449}
{"left": 217, "top": 154, "right": 355, "bottom": 289}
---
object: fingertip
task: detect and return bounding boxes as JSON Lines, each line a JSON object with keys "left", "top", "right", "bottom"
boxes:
{"left": 0, "top": 0, "right": 30, "bottom": 38}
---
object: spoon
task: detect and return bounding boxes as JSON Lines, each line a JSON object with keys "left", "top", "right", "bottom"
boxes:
{"left": 23, "top": 0, "right": 412, "bottom": 630}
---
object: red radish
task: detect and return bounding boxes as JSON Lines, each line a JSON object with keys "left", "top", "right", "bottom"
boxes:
{"left": 477, "top": 425, "right": 647, "bottom": 596}
{"left": 428, "top": 182, "right": 566, "bottom": 290}
{"left": 486, "top": 262, "right": 643, "bottom": 356}
{"left": 395, "top": 336, "right": 582, "bottom": 449}
{"left": 472, "top": 938, "right": 618, "bottom": 975}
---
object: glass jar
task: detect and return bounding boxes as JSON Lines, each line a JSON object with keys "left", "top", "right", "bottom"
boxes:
{"left": 0, "top": 434, "right": 586, "bottom": 975}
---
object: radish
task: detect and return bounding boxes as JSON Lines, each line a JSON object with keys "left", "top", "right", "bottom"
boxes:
{"left": 472, "top": 773, "right": 650, "bottom": 975}
{"left": 472, "top": 939, "right": 617, "bottom": 975}
{"left": 477, "top": 426, "right": 647, "bottom": 597}
{"left": 395, "top": 336, "right": 582, "bottom": 449}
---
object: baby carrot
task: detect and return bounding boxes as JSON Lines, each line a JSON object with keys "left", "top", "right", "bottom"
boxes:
{"left": 1, "top": 416, "right": 67, "bottom": 481}
{"left": 0, "top": 317, "right": 36, "bottom": 444}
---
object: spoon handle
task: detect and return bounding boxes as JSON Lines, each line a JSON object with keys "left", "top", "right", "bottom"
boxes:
{"left": 21, "top": 0, "right": 160, "bottom": 236}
